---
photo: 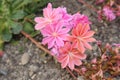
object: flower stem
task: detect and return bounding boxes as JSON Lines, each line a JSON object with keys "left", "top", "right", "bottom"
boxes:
{"left": 74, "top": 68, "right": 82, "bottom": 75}
{"left": 21, "top": 31, "right": 53, "bottom": 56}
{"left": 78, "top": 0, "right": 97, "bottom": 12}
{"left": 66, "top": 67, "right": 77, "bottom": 80}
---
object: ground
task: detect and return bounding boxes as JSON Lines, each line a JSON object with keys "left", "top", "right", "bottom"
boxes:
{"left": 0, "top": 0, "right": 120, "bottom": 80}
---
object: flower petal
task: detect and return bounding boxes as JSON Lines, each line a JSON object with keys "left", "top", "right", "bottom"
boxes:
{"left": 72, "top": 52, "right": 86, "bottom": 59}
{"left": 58, "top": 28, "right": 70, "bottom": 35}
{"left": 74, "top": 60, "right": 82, "bottom": 66}
{"left": 42, "top": 37, "right": 53, "bottom": 45}
{"left": 68, "top": 58, "right": 74, "bottom": 70}
{"left": 83, "top": 41, "right": 92, "bottom": 50}
{"left": 56, "top": 37, "right": 64, "bottom": 47}
{"left": 35, "top": 23, "right": 45, "bottom": 30}
{"left": 43, "top": 3, "right": 52, "bottom": 18}
{"left": 34, "top": 17, "right": 44, "bottom": 23}
{"left": 85, "top": 38, "right": 96, "bottom": 42}
{"left": 60, "top": 56, "right": 69, "bottom": 68}
{"left": 77, "top": 42, "right": 85, "bottom": 53}
{"left": 82, "top": 31, "right": 95, "bottom": 38}
{"left": 41, "top": 28, "right": 51, "bottom": 36}
{"left": 80, "top": 24, "right": 90, "bottom": 36}
{"left": 48, "top": 38, "right": 55, "bottom": 49}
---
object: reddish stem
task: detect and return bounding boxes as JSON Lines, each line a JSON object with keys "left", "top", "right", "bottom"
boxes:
{"left": 78, "top": 0, "right": 98, "bottom": 12}
{"left": 66, "top": 67, "right": 77, "bottom": 80}
{"left": 74, "top": 68, "right": 82, "bottom": 75}
{"left": 25, "top": 18, "right": 36, "bottom": 24}
{"left": 21, "top": 31, "right": 53, "bottom": 57}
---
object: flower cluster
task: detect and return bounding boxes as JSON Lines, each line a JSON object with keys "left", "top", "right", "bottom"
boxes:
{"left": 96, "top": 0, "right": 120, "bottom": 21}
{"left": 34, "top": 3, "right": 96, "bottom": 70}
{"left": 98, "top": 6, "right": 116, "bottom": 21}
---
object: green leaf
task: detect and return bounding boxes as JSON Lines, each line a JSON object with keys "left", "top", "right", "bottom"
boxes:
{"left": 0, "top": 0, "right": 55, "bottom": 51}
{"left": 0, "top": 36, "right": 4, "bottom": 50}
{"left": 2, "top": 27, "right": 12, "bottom": 42}
{"left": 11, "top": 39, "right": 19, "bottom": 46}
{"left": 23, "top": 22, "right": 40, "bottom": 37}
{"left": 23, "top": 22, "right": 34, "bottom": 34}
{"left": 11, "top": 10, "right": 26, "bottom": 20}
{"left": 30, "top": 31, "right": 40, "bottom": 37}
{"left": 11, "top": 21, "right": 23, "bottom": 34}
{"left": 12, "top": 0, "right": 23, "bottom": 9}
{"left": 12, "top": 0, "right": 32, "bottom": 10}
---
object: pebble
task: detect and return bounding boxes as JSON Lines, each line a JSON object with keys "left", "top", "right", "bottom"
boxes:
{"left": 77, "top": 76, "right": 84, "bottom": 80}
{"left": 111, "top": 29, "right": 116, "bottom": 34}
{"left": 31, "top": 74, "right": 36, "bottom": 79}
{"left": 29, "top": 65, "right": 39, "bottom": 77}
{"left": 0, "top": 69, "right": 7, "bottom": 76}
{"left": 29, "top": 71, "right": 34, "bottom": 77}
{"left": 29, "top": 65, "right": 39, "bottom": 72}
{"left": 83, "top": 10, "right": 91, "bottom": 17}
{"left": 2, "top": 54, "right": 8, "bottom": 61}
{"left": 43, "top": 60, "right": 47, "bottom": 64}
{"left": 20, "top": 53, "right": 30, "bottom": 65}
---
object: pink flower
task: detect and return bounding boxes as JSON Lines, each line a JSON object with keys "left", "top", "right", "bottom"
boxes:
{"left": 103, "top": 6, "right": 116, "bottom": 21}
{"left": 34, "top": 3, "right": 73, "bottom": 30}
{"left": 113, "top": 43, "right": 120, "bottom": 47}
{"left": 71, "top": 13, "right": 91, "bottom": 27}
{"left": 41, "top": 21, "right": 70, "bottom": 49}
{"left": 58, "top": 7, "right": 73, "bottom": 28}
{"left": 69, "top": 23, "right": 96, "bottom": 53}
{"left": 34, "top": 3, "right": 62, "bottom": 30}
{"left": 57, "top": 42, "right": 86, "bottom": 70}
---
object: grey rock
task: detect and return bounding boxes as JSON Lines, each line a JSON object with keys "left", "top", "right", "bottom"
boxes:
{"left": 20, "top": 53, "right": 30, "bottom": 65}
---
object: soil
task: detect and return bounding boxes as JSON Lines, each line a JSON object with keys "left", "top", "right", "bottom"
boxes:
{"left": 0, "top": 0, "right": 120, "bottom": 80}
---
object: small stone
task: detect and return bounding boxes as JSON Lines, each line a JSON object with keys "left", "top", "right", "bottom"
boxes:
{"left": 77, "top": 76, "right": 84, "bottom": 80}
{"left": 0, "top": 69, "right": 7, "bottom": 76}
{"left": 43, "top": 60, "right": 47, "bottom": 64}
{"left": 29, "top": 65, "right": 39, "bottom": 72}
{"left": 21, "top": 53, "right": 30, "bottom": 65}
{"left": 31, "top": 74, "right": 36, "bottom": 79}
{"left": 15, "top": 51, "right": 19, "bottom": 54}
{"left": 2, "top": 54, "right": 8, "bottom": 61}
{"left": 29, "top": 71, "right": 34, "bottom": 77}
{"left": 83, "top": 10, "right": 91, "bottom": 17}
{"left": 111, "top": 29, "right": 116, "bottom": 34}
{"left": 38, "top": 72, "right": 42, "bottom": 75}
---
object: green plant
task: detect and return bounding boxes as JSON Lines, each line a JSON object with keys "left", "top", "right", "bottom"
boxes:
{"left": 0, "top": 0, "right": 54, "bottom": 51}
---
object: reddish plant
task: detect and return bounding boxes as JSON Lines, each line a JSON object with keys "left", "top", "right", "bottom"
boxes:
{"left": 78, "top": 0, "right": 120, "bottom": 22}
{"left": 72, "top": 42, "right": 120, "bottom": 80}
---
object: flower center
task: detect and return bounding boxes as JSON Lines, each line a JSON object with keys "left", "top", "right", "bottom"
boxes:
{"left": 52, "top": 32, "right": 58, "bottom": 37}
{"left": 77, "top": 36, "right": 83, "bottom": 41}
{"left": 47, "top": 18, "right": 52, "bottom": 23}
{"left": 68, "top": 52, "right": 73, "bottom": 58}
